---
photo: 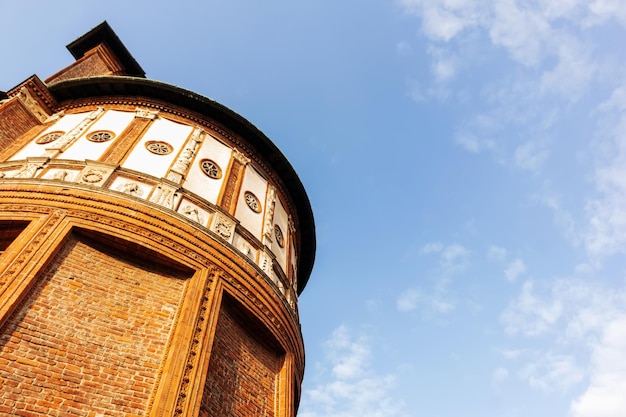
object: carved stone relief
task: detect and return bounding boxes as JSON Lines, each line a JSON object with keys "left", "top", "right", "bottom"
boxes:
{"left": 11, "top": 163, "right": 42, "bottom": 179}
{"left": 117, "top": 181, "right": 144, "bottom": 197}
{"left": 168, "top": 127, "right": 203, "bottom": 183}
{"left": 211, "top": 212, "right": 235, "bottom": 244}
{"left": 180, "top": 204, "right": 204, "bottom": 224}
{"left": 46, "top": 107, "right": 105, "bottom": 156}
{"left": 262, "top": 185, "right": 276, "bottom": 246}
{"left": 77, "top": 165, "right": 114, "bottom": 186}
{"left": 232, "top": 148, "right": 250, "bottom": 165}
{"left": 135, "top": 107, "right": 159, "bottom": 120}
{"left": 17, "top": 87, "right": 49, "bottom": 123}
{"left": 149, "top": 182, "right": 179, "bottom": 210}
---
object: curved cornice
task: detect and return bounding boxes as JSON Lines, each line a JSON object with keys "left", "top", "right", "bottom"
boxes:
{"left": 47, "top": 76, "right": 315, "bottom": 293}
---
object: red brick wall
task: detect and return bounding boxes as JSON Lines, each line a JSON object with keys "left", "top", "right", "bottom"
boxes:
{"left": 0, "top": 232, "right": 189, "bottom": 416}
{"left": 45, "top": 46, "right": 119, "bottom": 85}
{"left": 200, "top": 298, "right": 284, "bottom": 417}
{"left": 0, "top": 99, "right": 41, "bottom": 145}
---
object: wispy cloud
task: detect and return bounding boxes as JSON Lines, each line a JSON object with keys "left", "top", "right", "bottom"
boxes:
{"left": 504, "top": 258, "right": 526, "bottom": 282}
{"left": 501, "top": 277, "right": 626, "bottom": 412}
{"left": 397, "top": 242, "right": 469, "bottom": 315}
{"left": 518, "top": 352, "right": 584, "bottom": 393}
{"left": 299, "top": 326, "right": 407, "bottom": 417}
{"left": 584, "top": 82, "right": 626, "bottom": 260}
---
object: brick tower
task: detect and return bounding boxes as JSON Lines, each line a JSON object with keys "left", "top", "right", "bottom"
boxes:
{"left": 0, "top": 22, "right": 315, "bottom": 417}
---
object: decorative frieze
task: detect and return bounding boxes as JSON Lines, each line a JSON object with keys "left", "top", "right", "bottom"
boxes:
{"left": 149, "top": 181, "right": 180, "bottom": 210}
{"left": 76, "top": 162, "right": 114, "bottom": 187}
{"left": 17, "top": 87, "right": 49, "bottom": 123}
{"left": 135, "top": 107, "right": 159, "bottom": 120}
{"left": 263, "top": 185, "right": 276, "bottom": 246}
{"left": 168, "top": 127, "right": 203, "bottom": 183}
{"left": 232, "top": 148, "right": 250, "bottom": 165}
{"left": 46, "top": 107, "right": 105, "bottom": 156}
{"left": 210, "top": 212, "right": 236, "bottom": 244}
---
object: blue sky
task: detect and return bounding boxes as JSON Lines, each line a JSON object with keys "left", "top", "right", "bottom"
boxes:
{"left": 2, "top": 1, "right": 626, "bottom": 416}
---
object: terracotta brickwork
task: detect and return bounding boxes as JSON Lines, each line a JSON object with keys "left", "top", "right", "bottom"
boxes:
{"left": 200, "top": 298, "right": 284, "bottom": 417}
{"left": 46, "top": 45, "right": 122, "bottom": 85}
{"left": 0, "top": 99, "right": 42, "bottom": 144}
{"left": 0, "top": 232, "right": 189, "bottom": 416}
{"left": 0, "top": 21, "right": 313, "bottom": 417}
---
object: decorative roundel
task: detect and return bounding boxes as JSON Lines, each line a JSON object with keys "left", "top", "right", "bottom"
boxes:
{"left": 274, "top": 224, "right": 285, "bottom": 248}
{"left": 87, "top": 130, "right": 115, "bottom": 143}
{"left": 244, "top": 191, "right": 262, "bottom": 213}
{"left": 36, "top": 131, "right": 64, "bottom": 144}
{"left": 200, "top": 159, "right": 222, "bottom": 179}
{"left": 145, "top": 140, "right": 173, "bottom": 155}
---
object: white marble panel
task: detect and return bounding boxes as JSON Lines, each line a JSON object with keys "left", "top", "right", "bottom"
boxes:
{"left": 273, "top": 195, "right": 289, "bottom": 272}
{"left": 234, "top": 165, "right": 267, "bottom": 240}
{"left": 108, "top": 176, "right": 152, "bottom": 200}
{"left": 61, "top": 110, "right": 134, "bottom": 161}
{"left": 122, "top": 117, "right": 192, "bottom": 178}
{"left": 10, "top": 112, "right": 88, "bottom": 160}
{"left": 183, "top": 134, "right": 231, "bottom": 205}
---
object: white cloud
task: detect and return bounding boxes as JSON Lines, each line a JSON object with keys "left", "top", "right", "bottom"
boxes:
{"left": 489, "top": 0, "right": 551, "bottom": 67}
{"left": 398, "top": 242, "right": 468, "bottom": 315}
{"left": 396, "top": 287, "right": 455, "bottom": 314}
{"left": 400, "top": 0, "right": 481, "bottom": 42}
{"left": 428, "top": 45, "right": 459, "bottom": 82}
{"left": 440, "top": 243, "right": 471, "bottom": 274}
{"left": 487, "top": 245, "right": 508, "bottom": 261}
{"left": 519, "top": 352, "right": 584, "bottom": 393}
{"left": 325, "top": 326, "right": 371, "bottom": 380}
{"left": 504, "top": 258, "right": 526, "bottom": 282}
{"left": 501, "top": 280, "right": 563, "bottom": 336}
{"left": 570, "top": 316, "right": 626, "bottom": 417}
{"left": 455, "top": 131, "right": 495, "bottom": 153}
{"left": 588, "top": 0, "right": 626, "bottom": 25}
{"left": 397, "top": 288, "right": 421, "bottom": 312}
{"left": 584, "top": 83, "right": 626, "bottom": 260}
{"left": 501, "top": 278, "right": 626, "bottom": 412}
{"left": 514, "top": 140, "right": 549, "bottom": 174}
{"left": 299, "top": 326, "right": 407, "bottom": 417}
{"left": 421, "top": 241, "right": 444, "bottom": 254}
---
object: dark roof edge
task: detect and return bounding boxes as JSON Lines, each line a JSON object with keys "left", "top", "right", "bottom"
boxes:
{"left": 47, "top": 76, "right": 315, "bottom": 293}
{"left": 66, "top": 21, "right": 146, "bottom": 78}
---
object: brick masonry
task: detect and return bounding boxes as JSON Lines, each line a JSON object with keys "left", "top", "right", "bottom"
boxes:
{"left": 199, "top": 298, "right": 284, "bottom": 417}
{"left": 0, "top": 99, "right": 41, "bottom": 144}
{"left": 0, "top": 232, "right": 189, "bottom": 416}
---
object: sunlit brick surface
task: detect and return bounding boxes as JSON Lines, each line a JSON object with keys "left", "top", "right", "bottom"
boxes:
{"left": 200, "top": 300, "right": 284, "bottom": 417}
{"left": 0, "top": 233, "right": 188, "bottom": 416}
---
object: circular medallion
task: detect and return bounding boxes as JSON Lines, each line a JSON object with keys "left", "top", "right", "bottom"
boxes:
{"left": 274, "top": 224, "right": 285, "bottom": 248}
{"left": 200, "top": 159, "right": 222, "bottom": 179}
{"left": 36, "top": 131, "right": 64, "bottom": 144}
{"left": 82, "top": 169, "right": 104, "bottom": 183}
{"left": 244, "top": 191, "right": 262, "bottom": 213}
{"left": 145, "top": 141, "right": 173, "bottom": 155}
{"left": 87, "top": 131, "right": 115, "bottom": 143}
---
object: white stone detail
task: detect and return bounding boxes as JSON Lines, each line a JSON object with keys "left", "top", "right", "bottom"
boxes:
{"left": 135, "top": 108, "right": 159, "bottom": 120}
{"left": 212, "top": 212, "right": 235, "bottom": 243}
{"left": 169, "top": 127, "right": 203, "bottom": 182}
{"left": 17, "top": 87, "right": 48, "bottom": 123}
{"left": 263, "top": 185, "right": 276, "bottom": 246}
{"left": 47, "top": 107, "right": 105, "bottom": 154}
{"left": 149, "top": 182, "right": 179, "bottom": 210}
{"left": 117, "top": 181, "right": 144, "bottom": 197}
